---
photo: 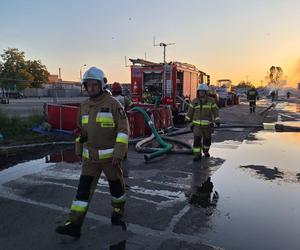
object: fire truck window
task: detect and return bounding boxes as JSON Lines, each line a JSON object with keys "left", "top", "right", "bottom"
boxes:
{"left": 143, "top": 72, "right": 162, "bottom": 96}
{"left": 176, "top": 71, "right": 184, "bottom": 97}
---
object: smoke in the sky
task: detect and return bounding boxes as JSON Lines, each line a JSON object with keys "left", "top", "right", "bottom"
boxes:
{"left": 286, "top": 59, "right": 300, "bottom": 87}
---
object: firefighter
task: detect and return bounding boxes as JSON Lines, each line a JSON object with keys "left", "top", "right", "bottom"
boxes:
{"left": 111, "top": 82, "right": 133, "bottom": 110}
{"left": 142, "top": 87, "right": 152, "bottom": 104}
{"left": 55, "top": 67, "right": 129, "bottom": 238}
{"left": 270, "top": 90, "right": 276, "bottom": 102}
{"left": 185, "top": 83, "right": 220, "bottom": 161}
{"left": 247, "top": 87, "right": 259, "bottom": 113}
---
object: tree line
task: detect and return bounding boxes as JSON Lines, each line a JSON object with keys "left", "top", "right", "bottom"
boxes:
{"left": 0, "top": 48, "right": 49, "bottom": 90}
{"left": 234, "top": 66, "right": 284, "bottom": 89}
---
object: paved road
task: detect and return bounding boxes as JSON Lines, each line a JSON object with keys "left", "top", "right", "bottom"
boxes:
{"left": 0, "top": 99, "right": 299, "bottom": 249}
{"left": 0, "top": 97, "right": 87, "bottom": 117}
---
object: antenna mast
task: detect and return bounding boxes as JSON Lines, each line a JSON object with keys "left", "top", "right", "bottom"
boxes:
{"left": 153, "top": 37, "right": 175, "bottom": 98}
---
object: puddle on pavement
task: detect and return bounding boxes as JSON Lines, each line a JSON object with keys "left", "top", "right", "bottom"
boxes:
{"left": 202, "top": 131, "right": 300, "bottom": 250}
{"left": 188, "top": 177, "right": 219, "bottom": 210}
{"left": 0, "top": 158, "right": 53, "bottom": 186}
{"left": 0, "top": 145, "right": 76, "bottom": 170}
{"left": 45, "top": 147, "right": 80, "bottom": 163}
{"left": 276, "top": 102, "right": 300, "bottom": 113}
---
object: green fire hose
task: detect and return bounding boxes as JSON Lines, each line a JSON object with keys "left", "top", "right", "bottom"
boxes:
{"left": 130, "top": 107, "right": 173, "bottom": 162}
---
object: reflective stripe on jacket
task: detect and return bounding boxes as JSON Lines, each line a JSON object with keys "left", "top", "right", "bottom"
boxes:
{"left": 186, "top": 96, "right": 220, "bottom": 126}
{"left": 75, "top": 92, "right": 129, "bottom": 161}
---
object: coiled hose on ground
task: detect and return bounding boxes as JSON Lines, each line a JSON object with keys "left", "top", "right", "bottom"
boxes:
{"left": 135, "top": 133, "right": 193, "bottom": 155}
{"left": 130, "top": 107, "right": 173, "bottom": 162}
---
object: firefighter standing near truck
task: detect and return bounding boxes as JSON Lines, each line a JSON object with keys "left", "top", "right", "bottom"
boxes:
{"left": 247, "top": 87, "right": 259, "bottom": 113}
{"left": 55, "top": 67, "right": 129, "bottom": 238}
{"left": 142, "top": 87, "right": 153, "bottom": 104}
{"left": 111, "top": 82, "right": 133, "bottom": 110}
{"left": 185, "top": 83, "right": 220, "bottom": 161}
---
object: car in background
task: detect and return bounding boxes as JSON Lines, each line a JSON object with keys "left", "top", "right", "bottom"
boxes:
{"left": 8, "top": 91, "right": 24, "bottom": 99}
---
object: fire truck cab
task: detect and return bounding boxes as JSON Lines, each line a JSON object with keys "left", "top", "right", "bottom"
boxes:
{"left": 130, "top": 58, "right": 209, "bottom": 114}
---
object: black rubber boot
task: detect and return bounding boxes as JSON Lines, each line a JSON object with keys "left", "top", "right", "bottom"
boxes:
{"left": 111, "top": 208, "right": 126, "bottom": 230}
{"left": 204, "top": 152, "right": 210, "bottom": 158}
{"left": 55, "top": 221, "right": 81, "bottom": 238}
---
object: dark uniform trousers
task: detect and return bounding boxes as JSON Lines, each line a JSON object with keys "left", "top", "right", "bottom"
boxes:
{"left": 69, "top": 160, "right": 126, "bottom": 226}
{"left": 249, "top": 100, "right": 256, "bottom": 112}
{"left": 193, "top": 126, "right": 213, "bottom": 158}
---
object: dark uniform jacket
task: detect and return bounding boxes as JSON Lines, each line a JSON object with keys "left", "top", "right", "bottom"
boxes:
{"left": 247, "top": 89, "right": 258, "bottom": 101}
{"left": 186, "top": 96, "right": 220, "bottom": 127}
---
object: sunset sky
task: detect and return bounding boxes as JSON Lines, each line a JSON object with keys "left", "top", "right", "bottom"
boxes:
{"left": 1, "top": 0, "right": 300, "bottom": 87}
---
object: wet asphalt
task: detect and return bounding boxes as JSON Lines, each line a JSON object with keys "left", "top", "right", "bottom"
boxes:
{"left": 0, "top": 98, "right": 299, "bottom": 249}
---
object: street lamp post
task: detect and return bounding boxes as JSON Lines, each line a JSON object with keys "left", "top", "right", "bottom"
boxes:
{"left": 80, "top": 64, "right": 87, "bottom": 95}
{"left": 80, "top": 64, "right": 87, "bottom": 81}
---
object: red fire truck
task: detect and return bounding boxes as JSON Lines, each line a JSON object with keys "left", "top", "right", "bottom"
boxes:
{"left": 129, "top": 58, "right": 209, "bottom": 112}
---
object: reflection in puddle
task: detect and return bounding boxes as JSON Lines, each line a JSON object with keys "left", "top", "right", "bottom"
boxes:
{"left": 110, "top": 240, "right": 126, "bottom": 250}
{"left": 45, "top": 148, "right": 80, "bottom": 163}
{"left": 0, "top": 145, "right": 73, "bottom": 171}
{"left": 189, "top": 177, "right": 219, "bottom": 209}
{"left": 240, "top": 165, "right": 284, "bottom": 180}
{"left": 276, "top": 102, "right": 300, "bottom": 113}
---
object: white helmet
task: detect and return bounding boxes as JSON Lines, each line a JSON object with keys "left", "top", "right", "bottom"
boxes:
{"left": 197, "top": 83, "right": 209, "bottom": 92}
{"left": 82, "top": 66, "right": 108, "bottom": 90}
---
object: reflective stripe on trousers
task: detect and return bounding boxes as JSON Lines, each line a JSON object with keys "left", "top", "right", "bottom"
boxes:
{"left": 112, "top": 194, "right": 127, "bottom": 204}
{"left": 116, "top": 132, "right": 128, "bottom": 144}
{"left": 70, "top": 200, "right": 88, "bottom": 213}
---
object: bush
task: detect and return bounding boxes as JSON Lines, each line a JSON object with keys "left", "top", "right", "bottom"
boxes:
{"left": 0, "top": 109, "right": 44, "bottom": 139}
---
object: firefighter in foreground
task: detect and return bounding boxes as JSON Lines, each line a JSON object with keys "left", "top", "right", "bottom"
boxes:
{"left": 185, "top": 83, "right": 220, "bottom": 161}
{"left": 247, "top": 87, "right": 259, "bottom": 113}
{"left": 56, "top": 67, "right": 129, "bottom": 237}
{"left": 111, "top": 82, "right": 133, "bottom": 109}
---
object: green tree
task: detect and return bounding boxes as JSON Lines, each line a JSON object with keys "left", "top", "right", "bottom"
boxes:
{"left": 27, "top": 60, "right": 49, "bottom": 88}
{"left": 0, "top": 48, "right": 49, "bottom": 90}
{"left": 265, "top": 66, "right": 285, "bottom": 88}
{"left": 235, "top": 81, "right": 255, "bottom": 89}
{"left": 0, "top": 48, "right": 32, "bottom": 89}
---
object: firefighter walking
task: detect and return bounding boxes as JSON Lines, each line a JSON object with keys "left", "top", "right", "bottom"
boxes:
{"left": 111, "top": 82, "right": 133, "bottom": 110}
{"left": 247, "top": 87, "right": 259, "bottom": 113}
{"left": 56, "top": 67, "right": 129, "bottom": 238}
{"left": 185, "top": 83, "right": 220, "bottom": 161}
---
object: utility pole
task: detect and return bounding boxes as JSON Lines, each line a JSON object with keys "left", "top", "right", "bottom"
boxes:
{"left": 80, "top": 64, "right": 87, "bottom": 81}
{"left": 153, "top": 37, "right": 175, "bottom": 98}
{"left": 80, "top": 64, "right": 87, "bottom": 95}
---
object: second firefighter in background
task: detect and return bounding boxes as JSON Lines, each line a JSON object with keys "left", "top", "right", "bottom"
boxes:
{"left": 186, "top": 83, "right": 220, "bottom": 161}
{"left": 111, "top": 82, "right": 134, "bottom": 110}
{"left": 56, "top": 67, "right": 129, "bottom": 238}
{"left": 247, "top": 87, "right": 259, "bottom": 113}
